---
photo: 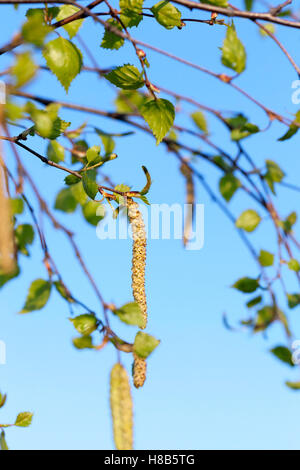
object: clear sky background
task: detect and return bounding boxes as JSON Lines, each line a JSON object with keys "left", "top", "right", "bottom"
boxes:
{"left": 1, "top": 0, "right": 300, "bottom": 450}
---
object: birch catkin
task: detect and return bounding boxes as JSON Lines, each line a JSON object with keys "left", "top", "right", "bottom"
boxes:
{"left": 127, "top": 199, "right": 147, "bottom": 329}
{"left": 110, "top": 363, "right": 133, "bottom": 450}
{"left": 0, "top": 143, "right": 15, "bottom": 274}
{"left": 180, "top": 162, "right": 195, "bottom": 247}
{"left": 133, "top": 353, "right": 147, "bottom": 389}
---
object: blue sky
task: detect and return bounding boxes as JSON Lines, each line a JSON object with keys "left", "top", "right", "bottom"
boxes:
{"left": 1, "top": 0, "right": 300, "bottom": 450}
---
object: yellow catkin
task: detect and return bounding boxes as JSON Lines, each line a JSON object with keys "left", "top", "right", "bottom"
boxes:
{"left": 0, "top": 145, "right": 15, "bottom": 274}
{"left": 127, "top": 199, "right": 147, "bottom": 329}
{"left": 133, "top": 353, "right": 147, "bottom": 389}
{"left": 110, "top": 363, "right": 133, "bottom": 450}
{"left": 180, "top": 162, "right": 195, "bottom": 247}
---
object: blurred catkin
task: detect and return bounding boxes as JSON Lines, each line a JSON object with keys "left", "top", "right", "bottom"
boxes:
{"left": 110, "top": 363, "right": 133, "bottom": 450}
{"left": 0, "top": 139, "right": 15, "bottom": 274}
{"left": 133, "top": 353, "right": 147, "bottom": 389}
{"left": 180, "top": 162, "right": 195, "bottom": 247}
{"left": 127, "top": 199, "right": 147, "bottom": 329}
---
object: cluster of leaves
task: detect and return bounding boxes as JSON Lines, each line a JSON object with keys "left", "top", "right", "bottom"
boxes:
{"left": 0, "top": 392, "right": 33, "bottom": 450}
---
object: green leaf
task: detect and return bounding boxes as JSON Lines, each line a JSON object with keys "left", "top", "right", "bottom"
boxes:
{"left": 54, "top": 280, "right": 74, "bottom": 302}
{"left": 141, "top": 98, "right": 175, "bottom": 144}
{"left": 219, "top": 173, "right": 240, "bottom": 202}
{"left": 22, "top": 10, "right": 52, "bottom": 47}
{"left": 43, "top": 37, "right": 83, "bottom": 92}
{"left": 65, "top": 174, "right": 80, "bottom": 185}
{"left": 245, "top": 0, "right": 253, "bottom": 10}
{"left": 236, "top": 209, "right": 261, "bottom": 232}
{"left": 151, "top": 1, "right": 181, "bottom": 30}
{"left": 285, "top": 381, "right": 300, "bottom": 390}
{"left": 82, "top": 173, "right": 98, "bottom": 200}
{"left": 82, "top": 201, "right": 105, "bottom": 226}
{"left": 72, "top": 335, "right": 94, "bottom": 349}
{"left": 140, "top": 166, "right": 152, "bottom": 195}
{"left": 264, "top": 159, "right": 285, "bottom": 193}
{"left": 28, "top": 103, "right": 70, "bottom": 140}
{"left": 114, "top": 90, "right": 147, "bottom": 112}
{"left": 15, "top": 224, "right": 35, "bottom": 256}
{"left": 47, "top": 140, "right": 65, "bottom": 163}
{"left": 281, "top": 212, "right": 297, "bottom": 233}
{"left": 200, "top": 0, "right": 228, "bottom": 6}
{"left": 221, "top": 23, "right": 246, "bottom": 74}
{"left": 258, "top": 250, "right": 274, "bottom": 267}
{"left": 12, "top": 52, "right": 37, "bottom": 87}
{"left": 232, "top": 277, "right": 259, "bottom": 293}
{"left": 120, "top": 0, "right": 143, "bottom": 27}
{"left": 226, "top": 114, "right": 259, "bottom": 141}
{"left": 105, "top": 64, "right": 144, "bottom": 90}
{"left": 86, "top": 145, "right": 101, "bottom": 165}
{"left": 278, "top": 111, "right": 300, "bottom": 141}
{"left": 101, "top": 19, "right": 124, "bottom": 50}
{"left": 71, "top": 181, "right": 87, "bottom": 205}
{"left": 133, "top": 331, "right": 160, "bottom": 359}
{"left": 56, "top": 5, "right": 84, "bottom": 39}
{"left": 10, "top": 198, "right": 24, "bottom": 215}
{"left": 254, "top": 306, "right": 275, "bottom": 332}
{"left": 288, "top": 258, "right": 300, "bottom": 272}
{"left": 191, "top": 110, "right": 208, "bottom": 134}
{"left": 113, "top": 302, "right": 145, "bottom": 327}
{"left": 0, "top": 431, "right": 9, "bottom": 451}
{"left": 246, "top": 295, "right": 262, "bottom": 308}
{"left": 0, "top": 393, "right": 7, "bottom": 408}
{"left": 70, "top": 314, "right": 98, "bottom": 336}
{"left": 15, "top": 412, "right": 33, "bottom": 427}
{"left": 259, "top": 23, "right": 276, "bottom": 37}
{"left": 287, "top": 293, "right": 300, "bottom": 309}
{"left": 270, "top": 346, "right": 294, "bottom": 367}
{"left": 55, "top": 187, "right": 78, "bottom": 213}
{"left": 20, "top": 279, "right": 52, "bottom": 313}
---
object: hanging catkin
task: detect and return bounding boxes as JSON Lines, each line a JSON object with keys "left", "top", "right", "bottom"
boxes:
{"left": 180, "top": 162, "right": 195, "bottom": 247}
{"left": 110, "top": 363, "right": 133, "bottom": 450}
{"left": 133, "top": 353, "right": 147, "bottom": 389}
{"left": 0, "top": 140, "right": 15, "bottom": 274}
{"left": 127, "top": 199, "right": 147, "bottom": 329}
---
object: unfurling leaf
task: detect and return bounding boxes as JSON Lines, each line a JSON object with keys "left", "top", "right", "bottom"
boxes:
{"left": 110, "top": 363, "right": 133, "bottom": 450}
{"left": 141, "top": 98, "right": 175, "bottom": 144}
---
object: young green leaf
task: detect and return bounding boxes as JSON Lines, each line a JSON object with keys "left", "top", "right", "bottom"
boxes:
{"left": 151, "top": 1, "right": 181, "bottom": 30}
{"left": 120, "top": 0, "right": 143, "bottom": 27}
{"left": 270, "top": 346, "right": 294, "bottom": 367}
{"left": 258, "top": 250, "right": 274, "bottom": 267}
{"left": 221, "top": 23, "right": 246, "bottom": 74}
{"left": 70, "top": 314, "right": 98, "bottom": 336}
{"left": 15, "top": 224, "right": 35, "bottom": 256}
{"left": 20, "top": 279, "right": 52, "bottom": 313}
{"left": 56, "top": 5, "right": 84, "bottom": 39}
{"left": 86, "top": 145, "right": 101, "bottom": 165}
{"left": 43, "top": 37, "right": 83, "bottom": 92}
{"left": 133, "top": 332, "right": 160, "bottom": 359}
{"left": 101, "top": 19, "right": 124, "bottom": 50}
{"left": 191, "top": 110, "right": 208, "bottom": 134}
{"left": 219, "top": 173, "right": 240, "bottom": 202}
{"left": 113, "top": 302, "right": 145, "bottom": 328}
{"left": 285, "top": 381, "right": 300, "bottom": 390}
{"left": 288, "top": 259, "right": 300, "bottom": 272}
{"left": 47, "top": 141, "right": 65, "bottom": 163}
{"left": 22, "top": 10, "right": 52, "bottom": 46}
{"left": 72, "top": 335, "right": 94, "bottom": 349}
{"left": 82, "top": 201, "right": 105, "bottom": 226}
{"left": 82, "top": 173, "right": 98, "bottom": 200}
{"left": 232, "top": 277, "right": 259, "bottom": 293}
{"left": 55, "top": 187, "right": 78, "bottom": 213}
{"left": 12, "top": 52, "right": 38, "bottom": 87}
{"left": 0, "top": 431, "right": 8, "bottom": 450}
{"left": 287, "top": 293, "right": 300, "bottom": 309}
{"left": 15, "top": 412, "right": 33, "bottom": 427}
{"left": 105, "top": 65, "right": 144, "bottom": 90}
{"left": 236, "top": 209, "right": 261, "bottom": 232}
{"left": 141, "top": 98, "right": 175, "bottom": 144}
